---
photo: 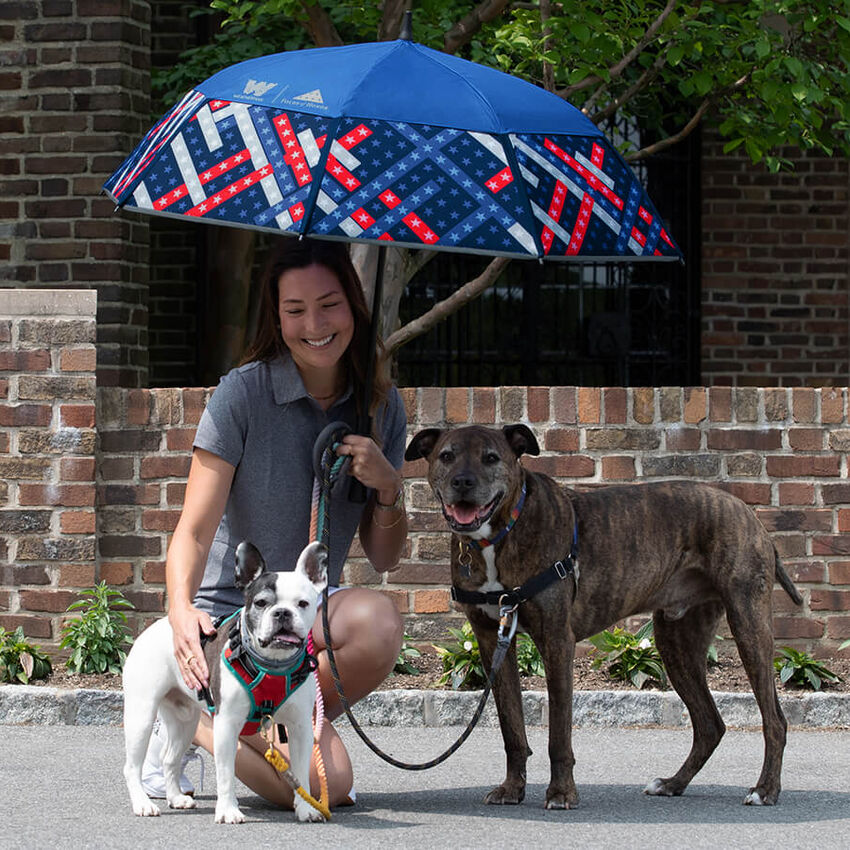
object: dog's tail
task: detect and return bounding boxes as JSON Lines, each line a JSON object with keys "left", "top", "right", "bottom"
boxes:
{"left": 775, "top": 548, "right": 803, "bottom": 605}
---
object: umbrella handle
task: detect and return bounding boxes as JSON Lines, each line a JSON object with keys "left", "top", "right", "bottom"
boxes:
{"left": 349, "top": 244, "right": 386, "bottom": 504}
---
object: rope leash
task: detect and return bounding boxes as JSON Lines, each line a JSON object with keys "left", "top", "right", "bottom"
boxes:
{"left": 312, "top": 422, "right": 515, "bottom": 771}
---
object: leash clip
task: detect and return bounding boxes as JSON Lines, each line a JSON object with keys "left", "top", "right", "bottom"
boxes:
{"left": 498, "top": 597, "right": 519, "bottom": 644}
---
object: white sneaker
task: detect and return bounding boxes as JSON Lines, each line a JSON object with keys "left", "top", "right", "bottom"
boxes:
{"left": 141, "top": 722, "right": 204, "bottom": 798}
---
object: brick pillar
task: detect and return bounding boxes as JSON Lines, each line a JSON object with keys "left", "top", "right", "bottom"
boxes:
{"left": 0, "top": 289, "right": 97, "bottom": 643}
{"left": 0, "top": 0, "right": 152, "bottom": 388}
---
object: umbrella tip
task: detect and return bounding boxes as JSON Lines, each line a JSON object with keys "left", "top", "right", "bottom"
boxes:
{"left": 400, "top": 10, "right": 413, "bottom": 41}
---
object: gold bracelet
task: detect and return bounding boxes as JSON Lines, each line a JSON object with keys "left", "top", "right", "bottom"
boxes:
{"left": 372, "top": 506, "right": 405, "bottom": 529}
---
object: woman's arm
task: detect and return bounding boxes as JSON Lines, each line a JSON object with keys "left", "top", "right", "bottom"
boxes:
{"left": 166, "top": 447, "right": 235, "bottom": 689}
{"left": 337, "top": 434, "right": 407, "bottom": 573}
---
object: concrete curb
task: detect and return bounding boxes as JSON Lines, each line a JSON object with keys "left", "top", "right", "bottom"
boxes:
{"left": 2, "top": 685, "right": 850, "bottom": 728}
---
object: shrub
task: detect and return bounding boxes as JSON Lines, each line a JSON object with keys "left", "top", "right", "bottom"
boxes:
{"left": 0, "top": 626, "right": 52, "bottom": 684}
{"left": 588, "top": 621, "right": 667, "bottom": 690}
{"left": 59, "top": 582, "right": 134, "bottom": 675}
{"left": 393, "top": 634, "right": 423, "bottom": 675}
{"left": 774, "top": 647, "right": 841, "bottom": 691}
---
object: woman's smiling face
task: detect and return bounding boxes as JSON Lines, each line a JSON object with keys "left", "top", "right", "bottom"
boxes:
{"left": 277, "top": 262, "right": 355, "bottom": 378}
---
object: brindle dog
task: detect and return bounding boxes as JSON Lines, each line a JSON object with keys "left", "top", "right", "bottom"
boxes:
{"left": 405, "top": 424, "right": 803, "bottom": 810}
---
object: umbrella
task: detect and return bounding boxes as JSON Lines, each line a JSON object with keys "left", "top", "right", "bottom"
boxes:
{"left": 104, "top": 23, "right": 682, "bottom": 494}
{"left": 104, "top": 32, "right": 680, "bottom": 263}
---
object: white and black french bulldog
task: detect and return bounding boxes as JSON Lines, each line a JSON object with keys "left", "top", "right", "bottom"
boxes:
{"left": 122, "top": 540, "right": 328, "bottom": 824}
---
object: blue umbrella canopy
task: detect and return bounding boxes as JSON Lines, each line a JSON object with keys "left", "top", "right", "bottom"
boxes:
{"left": 104, "top": 37, "right": 681, "bottom": 262}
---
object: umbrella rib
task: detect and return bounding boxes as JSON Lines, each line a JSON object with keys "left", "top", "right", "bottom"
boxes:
{"left": 299, "top": 116, "right": 343, "bottom": 237}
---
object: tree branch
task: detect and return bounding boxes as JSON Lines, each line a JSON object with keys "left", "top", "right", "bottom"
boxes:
{"left": 590, "top": 51, "right": 668, "bottom": 123}
{"left": 298, "top": 1, "right": 343, "bottom": 47}
{"left": 385, "top": 256, "right": 511, "bottom": 354}
{"left": 558, "top": 0, "right": 678, "bottom": 99}
{"left": 540, "top": 0, "right": 555, "bottom": 93}
{"left": 443, "top": 0, "right": 512, "bottom": 54}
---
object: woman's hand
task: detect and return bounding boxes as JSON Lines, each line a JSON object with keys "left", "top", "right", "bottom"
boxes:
{"left": 168, "top": 604, "right": 216, "bottom": 691}
{"left": 337, "top": 434, "right": 402, "bottom": 503}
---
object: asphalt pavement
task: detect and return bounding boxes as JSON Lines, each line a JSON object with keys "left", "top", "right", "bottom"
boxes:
{"left": 4, "top": 723, "right": 850, "bottom": 849}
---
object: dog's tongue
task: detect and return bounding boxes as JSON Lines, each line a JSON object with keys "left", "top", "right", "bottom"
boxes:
{"left": 447, "top": 503, "right": 481, "bottom": 526}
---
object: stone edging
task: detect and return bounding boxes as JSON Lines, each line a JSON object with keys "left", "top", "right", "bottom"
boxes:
{"left": 2, "top": 686, "right": 849, "bottom": 728}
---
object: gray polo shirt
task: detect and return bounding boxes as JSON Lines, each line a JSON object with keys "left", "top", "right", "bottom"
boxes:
{"left": 192, "top": 353, "right": 407, "bottom": 616}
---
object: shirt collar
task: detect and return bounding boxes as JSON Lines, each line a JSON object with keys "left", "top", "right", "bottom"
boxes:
{"left": 270, "top": 352, "right": 353, "bottom": 408}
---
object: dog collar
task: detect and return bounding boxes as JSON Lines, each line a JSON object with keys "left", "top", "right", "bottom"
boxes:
{"left": 467, "top": 482, "right": 527, "bottom": 551}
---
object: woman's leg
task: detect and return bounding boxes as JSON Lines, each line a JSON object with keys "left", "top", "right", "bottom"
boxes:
{"left": 311, "top": 586, "right": 404, "bottom": 721}
{"left": 194, "top": 712, "right": 353, "bottom": 808}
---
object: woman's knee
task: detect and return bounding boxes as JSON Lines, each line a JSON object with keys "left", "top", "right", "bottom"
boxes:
{"left": 332, "top": 590, "right": 403, "bottom": 660}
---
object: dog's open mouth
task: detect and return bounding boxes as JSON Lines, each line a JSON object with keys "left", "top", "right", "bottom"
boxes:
{"left": 261, "top": 629, "right": 304, "bottom": 650}
{"left": 441, "top": 493, "right": 502, "bottom": 532}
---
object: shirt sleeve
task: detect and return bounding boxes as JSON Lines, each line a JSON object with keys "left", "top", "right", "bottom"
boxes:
{"left": 193, "top": 368, "right": 251, "bottom": 467}
{"left": 381, "top": 386, "right": 408, "bottom": 470}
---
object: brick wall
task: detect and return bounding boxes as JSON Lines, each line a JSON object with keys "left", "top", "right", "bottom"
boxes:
{"left": 89, "top": 381, "right": 850, "bottom": 654}
{"left": 701, "top": 132, "right": 850, "bottom": 387}
{"left": 0, "top": 289, "right": 97, "bottom": 640}
{"left": 0, "top": 0, "right": 152, "bottom": 388}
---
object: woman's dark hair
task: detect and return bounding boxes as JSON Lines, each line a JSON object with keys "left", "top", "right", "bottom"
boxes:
{"left": 241, "top": 237, "right": 390, "bottom": 426}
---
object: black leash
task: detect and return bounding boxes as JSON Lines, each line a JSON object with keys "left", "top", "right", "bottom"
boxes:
{"left": 314, "top": 422, "right": 516, "bottom": 771}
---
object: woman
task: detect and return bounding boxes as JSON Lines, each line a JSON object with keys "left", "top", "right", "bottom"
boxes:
{"left": 149, "top": 238, "right": 407, "bottom": 808}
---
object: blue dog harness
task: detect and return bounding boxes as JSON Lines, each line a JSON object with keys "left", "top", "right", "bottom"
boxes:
{"left": 199, "top": 610, "right": 317, "bottom": 737}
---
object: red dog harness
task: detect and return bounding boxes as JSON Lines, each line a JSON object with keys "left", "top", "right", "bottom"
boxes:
{"left": 200, "top": 610, "right": 317, "bottom": 737}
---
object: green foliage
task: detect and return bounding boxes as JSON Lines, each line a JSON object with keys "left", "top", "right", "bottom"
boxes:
{"left": 774, "top": 647, "right": 841, "bottom": 691}
{"left": 706, "top": 635, "right": 724, "bottom": 667}
{"left": 0, "top": 626, "right": 52, "bottom": 684}
{"left": 393, "top": 634, "right": 423, "bottom": 675}
{"left": 59, "top": 582, "right": 134, "bottom": 675}
{"left": 588, "top": 621, "right": 667, "bottom": 690}
{"left": 433, "top": 621, "right": 546, "bottom": 690}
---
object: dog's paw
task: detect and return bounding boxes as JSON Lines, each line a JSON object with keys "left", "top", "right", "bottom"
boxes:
{"left": 483, "top": 783, "right": 525, "bottom": 805}
{"left": 294, "top": 797, "right": 327, "bottom": 823}
{"left": 744, "top": 786, "right": 777, "bottom": 806}
{"left": 644, "top": 777, "right": 683, "bottom": 797}
{"left": 544, "top": 788, "right": 579, "bottom": 810}
{"left": 215, "top": 804, "right": 246, "bottom": 824}
{"left": 168, "top": 793, "right": 197, "bottom": 810}
{"left": 132, "top": 800, "right": 161, "bottom": 817}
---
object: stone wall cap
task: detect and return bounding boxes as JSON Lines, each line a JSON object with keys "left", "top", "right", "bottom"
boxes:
{"left": 0, "top": 289, "right": 97, "bottom": 318}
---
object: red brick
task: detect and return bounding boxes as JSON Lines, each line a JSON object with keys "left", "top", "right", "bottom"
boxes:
{"left": 419, "top": 387, "right": 444, "bottom": 425}
{"left": 60, "top": 510, "right": 95, "bottom": 534}
{"left": 413, "top": 589, "right": 450, "bottom": 613}
{"left": 165, "top": 428, "right": 195, "bottom": 452}
{"left": 182, "top": 389, "right": 206, "bottom": 425}
{"left": 471, "top": 387, "right": 495, "bottom": 423}
{"left": 142, "top": 561, "right": 166, "bottom": 584}
{"left": 19, "top": 589, "right": 78, "bottom": 613}
{"left": 601, "top": 456, "right": 635, "bottom": 480}
{"left": 58, "top": 563, "right": 96, "bottom": 587}
{"left": 771, "top": 616, "right": 824, "bottom": 639}
{"left": 60, "top": 346, "right": 96, "bottom": 372}
{"left": 380, "top": 589, "right": 409, "bottom": 613}
{"left": 708, "top": 387, "right": 732, "bottom": 422}
{"left": 60, "top": 457, "right": 95, "bottom": 482}
{"left": 788, "top": 428, "right": 824, "bottom": 451}
{"left": 0, "top": 404, "right": 51, "bottom": 427}
{"left": 577, "top": 388, "right": 600, "bottom": 424}
{"left": 0, "top": 350, "right": 50, "bottom": 372}
{"left": 707, "top": 429, "right": 782, "bottom": 450}
{"left": 142, "top": 509, "right": 180, "bottom": 532}
{"left": 828, "top": 562, "right": 850, "bottom": 585}
{"left": 19, "top": 484, "right": 95, "bottom": 506}
{"left": 127, "top": 388, "right": 150, "bottom": 425}
{"left": 527, "top": 387, "right": 550, "bottom": 422}
{"left": 766, "top": 455, "right": 840, "bottom": 478}
{"left": 632, "top": 387, "right": 654, "bottom": 424}
{"left": 101, "top": 561, "right": 134, "bottom": 585}
{"left": 445, "top": 387, "right": 468, "bottom": 424}
{"left": 683, "top": 387, "right": 706, "bottom": 423}
{"left": 140, "top": 455, "right": 191, "bottom": 479}
{"left": 813, "top": 535, "right": 850, "bottom": 556}
{"left": 165, "top": 482, "right": 186, "bottom": 505}
{"left": 543, "top": 428, "right": 579, "bottom": 453}
{"left": 810, "top": 589, "right": 850, "bottom": 611}
{"left": 0, "top": 615, "right": 52, "bottom": 639}
{"left": 60, "top": 403, "right": 95, "bottom": 428}
{"left": 523, "top": 455, "right": 595, "bottom": 479}
{"left": 776, "top": 368, "right": 810, "bottom": 413}
{"left": 821, "top": 388, "right": 845, "bottom": 423}
{"left": 778, "top": 483, "right": 814, "bottom": 505}
{"left": 551, "top": 388, "right": 576, "bottom": 424}
{"left": 666, "top": 428, "right": 701, "bottom": 451}
{"left": 717, "top": 482, "right": 771, "bottom": 504}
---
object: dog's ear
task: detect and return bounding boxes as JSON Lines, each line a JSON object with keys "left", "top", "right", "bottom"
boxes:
{"left": 502, "top": 424, "right": 540, "bottom": 458}
{"left": 298, "top": 541, "right": 328, "bottom": 594}
{"left": 404, "top": 428, "right": 444, "bottom": 461}
{"left": 234, "top": 540, "right": 266, "bottom": 589}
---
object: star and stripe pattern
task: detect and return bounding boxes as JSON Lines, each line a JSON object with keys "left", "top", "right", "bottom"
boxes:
{"left": 104, "top": 92, "right": 680, "bottom": 260}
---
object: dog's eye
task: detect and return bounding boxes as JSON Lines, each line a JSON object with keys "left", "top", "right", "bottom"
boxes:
{"left": 439, "top": 449, "right": 455, "bottom": 463}
{"left": 297, "top": 600, "right": 310, "bottom": 609}
{"left": 254, "top": 598, "right": 269, "bottom": 609}
{"left": 483, "top": 451, "right": 500, "bottom": 465}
